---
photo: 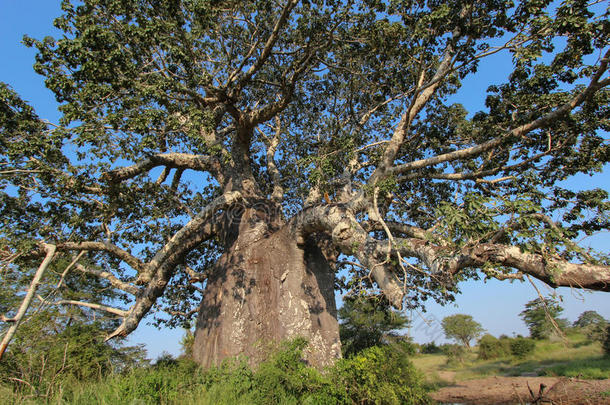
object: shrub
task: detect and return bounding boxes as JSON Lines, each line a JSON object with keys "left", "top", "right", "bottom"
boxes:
{"left": 443, "top": 344, "right": 467, "bottom": 366}
{"left": 510, "top": 337, "right": 536, "bottom": 358}
{"left": 420, "top": 342, "right": 442, "bottom": 354}
{"left": 54, "top": 339, "right": 432, "bottom": 405}
{"left": 202, "top": 338, "right": 347, "bottom": 405}
{"left": 603, "top": 325, "right": 610, "bottom": 357}
{"left": 478, "top": 334, "right": 509, "bottom": 360}
{"left": 333, "top": 344, "right": 431, "bottom": 405}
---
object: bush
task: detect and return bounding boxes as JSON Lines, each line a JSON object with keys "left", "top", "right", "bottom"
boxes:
{"left": 478, "top": 334, "right": 509, "bottom": 360}
{"left": 198, "top": 338, "right": 347, "bottom": 405}
{"left": 333, "top": 344, "right": 431, "bottom": 405}
{"left": 442, "top": 344, "right": 467, "bottom": 366}
{"left": 420, "top": 342, "right": 442, "bottom": 354}
{"left": 52, "top": 338, "right": 432, "bottom": 405}
{"left": 510, "top": 337, "right": 536, "bottom": 359}
{"left": 603, "top": 325, "right": 610, "bottom": 357}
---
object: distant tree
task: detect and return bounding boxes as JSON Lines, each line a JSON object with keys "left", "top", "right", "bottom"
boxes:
{"left": 338, "top": 295, "right": 408, "bottom": 357}
{"left": 574, "top": 310, "right": 607, "bottom": 342}
{"left": 519, "top": 297, "right": 568, "bottom": 340}
{"left": 441, "top": 314, "right": 484, "bottom": 348}
{"left": 574, "top": 311, "right": 606, "bottom": 328}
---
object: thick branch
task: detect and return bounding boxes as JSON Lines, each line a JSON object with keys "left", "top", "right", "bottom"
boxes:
{"left": 103, "top": 153, "right": 217, "bottom": 183}
{"left": 292, "top": 205, "right": 405, "bottom": 308}
{"left": 465, "top": 243, "right": 610, "bottom": 291}
{"left": 106, "top": 191, "right": 242, "bottom": 340}
{"left": 261, "top": 118, "right": 284, "bottom": 202}
{"left": 361, "top": 220, "right": 428, "bottom": 240}
{"left": 389, "top": 49, "right": 610, "bottom": 177}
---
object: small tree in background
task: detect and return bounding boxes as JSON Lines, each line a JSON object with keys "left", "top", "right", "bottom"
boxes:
{"left": 441, "top": 314, "right": 484, "bottom": 348}
{"left": 338, "top": 295, "right": 409, "bottom": 357}
{"left": 520, "top": 297, "right": 568, "bottom": 340}
{"left": 573, "top": 311, "right": 607, "bottom": 343}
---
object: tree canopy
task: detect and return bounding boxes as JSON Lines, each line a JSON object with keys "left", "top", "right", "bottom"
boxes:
{"left": 441, "top": 314, "right": 484, "bottom": 347}
{"left": 519, "top": 296, "right": 568, "bottom": 339}
{"left": 1, "top": 0, "right": 609, "bottom": 350}
{"left": 338, "top": 294, "right": 409, "bottom": 357}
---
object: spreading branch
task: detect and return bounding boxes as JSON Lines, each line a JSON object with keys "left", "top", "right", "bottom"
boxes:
{"left": 0, "top": 244, "right": 56, "bottom": 361}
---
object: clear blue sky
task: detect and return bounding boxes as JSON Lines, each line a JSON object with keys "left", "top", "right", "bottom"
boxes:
{"left": 2, "top": 1, "right": 608, "bottom": 359}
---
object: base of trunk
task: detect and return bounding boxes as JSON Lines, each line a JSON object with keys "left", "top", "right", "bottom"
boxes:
{"left": 192, "top": 225, "right": 341, "bottom": 369}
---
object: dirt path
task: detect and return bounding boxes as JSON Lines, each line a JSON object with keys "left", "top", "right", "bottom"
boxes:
{"left": 430, "top": 376, "right": 610, "bottom": 404}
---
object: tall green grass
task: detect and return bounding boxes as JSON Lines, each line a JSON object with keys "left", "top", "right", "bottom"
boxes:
{"left": 2, "top": 338, "right": 431, "bottom": 405}
{"left": 413, "top": 333, "right": 610, "bottom": 382}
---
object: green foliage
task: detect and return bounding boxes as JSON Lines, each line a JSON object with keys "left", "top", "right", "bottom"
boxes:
{"left": 574, "top": 310, "right": 607, "bottom": 328}
{"left": 477, "top": 334, "right": 510, "bottom": 360}
{"left": 441, "top": 314, "right": 484, "bottom": 347}
{"left": 338, "top": 294, "right": 409, "bottom": 357}
{"left": 1, "top": 0, "right": 609, "bottom": 381}
{"left": 603, "top": 325, "right": 610, "bottom": 357}
{"left": 509, "top": 337, "right": 536, "bottom": 359}
{"left": 541, "top": 357, "right": 610, "bottom": 380}
{"left": 61, "top": 355, "right": 201, "bottom": 405}
{"left": 52, "top": 338, "right": 430, "bottom": 405}
{"left": 519, "top": 297, "right": 568, "bottom": 340}
{"left": 333, "top": 344, "right": 431, "bottom": 405}
{"left": 573, "top": 311, "right": 607, "bottom": 343}
{"left": 420, "top": 342, "right": 442, "bottom": 354}
{"left": 0, "top": 312, "right": 147, "bottom": 401}
{"left": 442, "top": 344, "right": 467, "bottom": 366}
{"left": 180, "top": 327, "right": 195, "bottom": 359}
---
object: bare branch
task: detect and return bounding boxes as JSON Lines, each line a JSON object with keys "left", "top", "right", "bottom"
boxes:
{"left": 57, "top": 300, "right": 129, "bottom": 317}
{"left": 234, "top": 0, "right": 299, "bottom": 88}
{"left": 55, "top": 251, "right": 86, "bottom": 289}
{"left": 58, "top": 241, "right": 145, "bottom": 274}
{"left": 0, "top": 244, "right": 56, "bottom": 361}
{"left": 389, "top": 49, "right": 610, "bottom": 177}
{"left": 74, "top": 263, "right": 139, "bottom": 295}
{"left": 106, "top": 191, "right": 243, "bottom": 340}
{"left": 467, "top": 243, "right": 610, "bottom": 291}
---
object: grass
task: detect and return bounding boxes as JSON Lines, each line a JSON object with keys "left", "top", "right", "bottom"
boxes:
{"left": 412, "top": 333, "right": 610, "bottom": 383}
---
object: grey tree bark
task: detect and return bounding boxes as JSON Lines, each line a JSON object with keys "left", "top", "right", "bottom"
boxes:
{"left": 192, "top": 206, "right": 341, "bottom": 369}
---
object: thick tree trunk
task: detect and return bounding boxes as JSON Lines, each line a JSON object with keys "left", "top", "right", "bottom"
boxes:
{"left": 192, "top": 207, "right": 341, "bottom": 369}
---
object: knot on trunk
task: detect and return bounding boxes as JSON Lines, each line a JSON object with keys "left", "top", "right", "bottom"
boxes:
{"left": 331, "top": 221, "right": 352, "bottom": 242}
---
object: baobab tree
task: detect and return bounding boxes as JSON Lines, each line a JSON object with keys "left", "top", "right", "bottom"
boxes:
{"left": 1, "top": 0, "right": 609, "bottom": 368}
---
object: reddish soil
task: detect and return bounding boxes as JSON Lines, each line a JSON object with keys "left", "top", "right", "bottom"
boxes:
{"left": 430, "top": 376, "right": 610, "bottom": 404}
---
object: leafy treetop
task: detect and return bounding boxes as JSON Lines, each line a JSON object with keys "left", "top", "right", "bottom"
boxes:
{"left": 0, "top": 0, "right": 609, "bottom": 340}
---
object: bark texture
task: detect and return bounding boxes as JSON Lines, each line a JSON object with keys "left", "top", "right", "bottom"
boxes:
{"left": 192, "top": 208, "right": 341, "bottom": 369}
